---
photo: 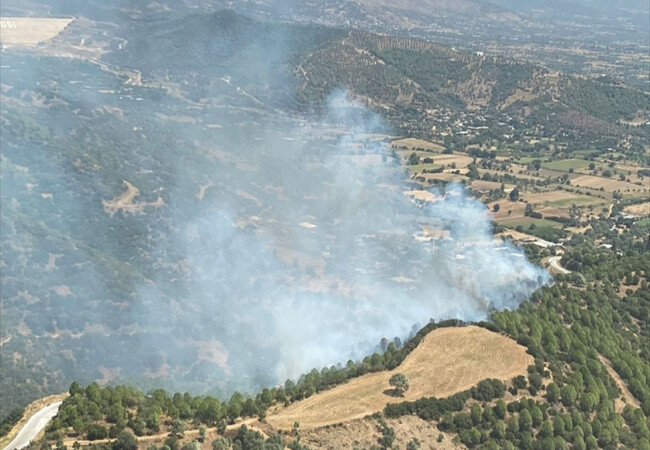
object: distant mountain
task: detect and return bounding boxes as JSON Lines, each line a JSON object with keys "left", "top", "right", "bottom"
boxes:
{"left": 104, "top": 11, "right": 649, "bottom": 138}
{"left": 3, "top": 0, "right": 647, "bottom": 27}
{"left": 292, "top": 29, "right": 649, "bottom": 129}
{"left": 492, "top": 0, "right": 650, "bottom": 25}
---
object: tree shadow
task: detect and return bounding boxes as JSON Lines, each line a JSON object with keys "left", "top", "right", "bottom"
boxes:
{"left": 383, "top": 388, "right": 403, "bottom": 398}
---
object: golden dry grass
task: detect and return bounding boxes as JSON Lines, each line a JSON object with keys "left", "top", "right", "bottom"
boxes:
{"left": 0, "top": 18, "right": 73, "bottom": 47}
{"left": 404, "top": 189, "right": 437, "bottom": 203}
{"left": 267, "top": 326, "right": 533, "bottom": 430}
{"left": 570, "top": 174, "right": 648, "bottom": 195}
{"left": 391, "top": 138, "right": 445, "bottom": 152}
{"left": 470, "top": 180, "right": 503, "bottom": 191}
{"left": 623, "top": 202, "right": 650, "bottom": 217}
{"left": 300, "top": 415, "right": 460, "bottom": 449}
{"left": 433, "top": 153, "right": 473, "bottom": 168}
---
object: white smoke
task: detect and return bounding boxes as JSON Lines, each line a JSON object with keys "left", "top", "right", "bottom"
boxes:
{"left": 136, "top": 90, "right": 549, "bottom": 386}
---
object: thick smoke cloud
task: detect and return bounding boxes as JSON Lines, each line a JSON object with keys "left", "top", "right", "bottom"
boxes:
{"left": 135, "top": 91, "right": 549, "bottom": 386}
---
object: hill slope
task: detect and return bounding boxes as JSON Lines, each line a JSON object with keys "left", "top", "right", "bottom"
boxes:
{"left": 267, "top": 326, "right": 533, "bottom": 429}
{"left": 103, "top": 12, "right": 649, "bottom": 139}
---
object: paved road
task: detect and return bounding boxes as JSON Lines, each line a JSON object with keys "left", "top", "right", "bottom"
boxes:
{"left": 3, "top": 402, "right": 62, "bottom": 450}
{"left": 549, "top": 256, "right": 571, "bottom": 274}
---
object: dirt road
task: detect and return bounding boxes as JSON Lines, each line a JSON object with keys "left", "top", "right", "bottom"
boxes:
{"left": 548, "top": 256, "right": 570, "bottom": 274}
{"left": 2, "top": 402, "right": 62, "bottom": 450}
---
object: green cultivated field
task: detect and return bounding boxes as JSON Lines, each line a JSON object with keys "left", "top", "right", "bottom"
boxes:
{"left": 546, "top": 195, "right": 607, "bottom": 208}
{"left": 541, "top": 159, "right": 589, "bottom": 171}
{"left": 407, "top": 163, "right": 442, "bottom": 172}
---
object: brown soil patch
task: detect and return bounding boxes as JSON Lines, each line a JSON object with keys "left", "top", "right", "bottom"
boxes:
{"left": 300, "top": 415, "right": 461, "bottom": 449}
{"left": 432, "top": 154, "right": 473, "bottom": 168}
{"left": 103, "top": 181, "right": 164, "bottom": 216}
{"left": 498, "top": 229, "right": 548, "bottom": 244}
{"left": 267, "top": 326, "right": 533, "bottom": 430}
{"left": 623, "top": 202, "right": 650, "bottom": 217}
{"left": 391, "top": 138, "right": 445, "bottom": 152}
{"left": 404, "top": 190, "right": 437, "bottom": 203}
{"left": 421, "top": 172, "right": 466, "bottom": 183}
{"left": 570, "top": 175, "right": 648, "bottom": 195}
{"left": 470, "top": 180, "right": 503, "bottom": 191}
{"left": 488, "top": 200, "right": 526, "bottom": 221}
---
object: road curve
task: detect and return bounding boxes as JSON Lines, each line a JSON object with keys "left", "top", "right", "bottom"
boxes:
{"left": 549, "top": 256, "right": 570, "bottom": 274}
{"left": 2, "top": 402, "right": 62, "bottom": 450}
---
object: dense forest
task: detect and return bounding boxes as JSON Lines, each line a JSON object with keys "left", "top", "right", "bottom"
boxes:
{"left": 21, "top": 218, "right": 649, "bottom": 449}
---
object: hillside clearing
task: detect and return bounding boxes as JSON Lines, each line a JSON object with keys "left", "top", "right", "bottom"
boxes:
{"left": 598, "top": 356, "right": 641, "bottom": 413}
{"left": 300, "top": 415, "right": 460, "bottom": 449}
{"left": 570, "top": 175, "right": 648, "bottom": 195}
{"left": 0, "top": 18, "right": 73, "bottom": 47}
{"left": 623, "top": 202, "right": 650, "bottom": 217}
{"left": 267, "top": 326, "right": 533, "bottom": 430}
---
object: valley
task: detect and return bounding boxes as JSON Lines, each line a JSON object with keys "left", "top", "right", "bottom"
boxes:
{"left": 0, "top": 2, "right": 648, "bottom": 450}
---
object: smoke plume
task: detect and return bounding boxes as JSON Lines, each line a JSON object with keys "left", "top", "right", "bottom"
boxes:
{"left": 0, "top": 11, "right": 550, "bottom": 402}
{"left": 133, "top": 90, "right": 549, "bottom": 387}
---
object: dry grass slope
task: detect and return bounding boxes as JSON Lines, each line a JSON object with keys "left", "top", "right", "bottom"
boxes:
{"left": 267, "top": 326, "right": 533, "bottom": 430}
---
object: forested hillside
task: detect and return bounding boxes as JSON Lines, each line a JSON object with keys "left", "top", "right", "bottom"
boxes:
{"left": 25, "top": 221, "right": 650, "bottom": 449}
{"left": 100, "top": 11, "right": 650, "bottom": 143}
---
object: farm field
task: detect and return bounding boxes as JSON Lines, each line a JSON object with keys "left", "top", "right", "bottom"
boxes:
{"left": 406, "top": 163, "right": 441, "bottom": 173}
{"left": 623, "top": 202, "right": 650, "bottom": 217}
{"left": 524, "top": 190, "right": 607, "bottom": 208}
{"left": 434, "top": 153, "right": 474, "bottom": 169}
{"left": 496, "top": 216, "right": 562, "bottom": 230}
{"left": 570, "top": 174, "right": 648, "bottom": 195}
{"left": 391, "top": 138, "right": 444, "bottom": 152}
{"left": 266, "top": 326, "right": 533, "bottom": 430}
{"left": 541, "top": 159, "right": 589, "bottom": 172}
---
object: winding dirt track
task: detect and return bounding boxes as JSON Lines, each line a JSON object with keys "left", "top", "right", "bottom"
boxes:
{"left": 267, "top": 326, "right": 533, "bottom": 430}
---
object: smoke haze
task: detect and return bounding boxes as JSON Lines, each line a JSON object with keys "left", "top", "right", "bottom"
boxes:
{"left": 132, "top": 91, "right": 549, "bottom": 386}
{"left": 0, "top": 10, "right": 550, "bottom": 403}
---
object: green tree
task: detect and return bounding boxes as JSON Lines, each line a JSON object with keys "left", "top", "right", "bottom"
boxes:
{"left": 212, "top": 438, "right": 230, "bottom": 450}
{"left": 561, "top": 385, "right": 577, "bottom": 407}
{"left": 546, "top": 382, "right": 560, "bottom": 404}
{"left": 388, "top": 373, "right": 410, "bottom": 397}
{"left": 495, "top": 399, "right": 507, "bottom": 419}
{"left": 509, "top": 188, "right": 520, "bottom": 201}
{"left": 170, "top": 420, "right": 185, "bottom": 438}
{"left": 520, "top": 409, "right": 533, "bottom": 431}
{"left": 539, "top": 421, "right": 554, "bottom": 439}
{"left": 406, "top": 152, "right": 419, "bottom": 165}
{"left": 112, "top": 431, "right": 137, "bottom": 450}
{"left": 217, "top": 419, "right": 227, "bottom": 435}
